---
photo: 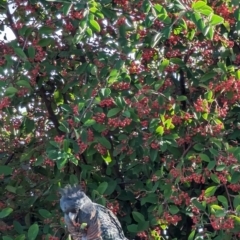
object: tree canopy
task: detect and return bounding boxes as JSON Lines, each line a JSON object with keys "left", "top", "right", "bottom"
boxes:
{"left": 0, "top": 0, "right": 240, "bottom": 239}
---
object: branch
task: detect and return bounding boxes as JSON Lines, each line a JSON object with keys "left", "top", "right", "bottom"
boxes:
{"left": 6, "top": 4, "right": 19, "bottom": 39}
{"left": 38, "top": 82, "right": 64, "bottom": 136}
{"left": 4, "top": 153, "right": 15, "bottom": 165}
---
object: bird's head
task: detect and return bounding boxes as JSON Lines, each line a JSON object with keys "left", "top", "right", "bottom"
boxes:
{"left": 59, "top": 184, "right": 92, "bottom": 227}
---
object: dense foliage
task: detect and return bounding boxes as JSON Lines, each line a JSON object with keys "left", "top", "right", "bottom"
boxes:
{"left": 0, "top": 0, "right": 240, "bottom": 239}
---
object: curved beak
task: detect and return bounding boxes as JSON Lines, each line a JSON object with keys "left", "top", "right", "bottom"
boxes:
{"left": 68, "top": 212, "right": 78, "bottom": 226}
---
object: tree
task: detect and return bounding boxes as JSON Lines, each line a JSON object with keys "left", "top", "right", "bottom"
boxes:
{"left": 0, "top": 0, "right": 240, "bottom": 239}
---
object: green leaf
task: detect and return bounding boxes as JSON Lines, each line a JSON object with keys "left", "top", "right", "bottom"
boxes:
{"left": 16, "top": 80, "right": 32, "bottom": 89}
{"left": 100, "top": 88, "right": 111, "bottom": 97}
{"left": 83, "top": 119, "right": 96, "bottom": 127}
{"left": 205, "top": 186, "right": 217, "bottom": 197}
{"left": 38, "top": 209, "right": 52, "bottom": 218}
{"left": 217, "top": 195, "right": 228, "bottom": 209}
{"left": 200, "top": 71, "right": 216, "bottom": 82}
{"left": 207, "top": 160, "right": 216, "bottom": 170}
{"left": 5, "top": 86, "right": 18, "bottom": 97}
{"left": 159, "top": 59, "right": 169, "bottom": 72}
{"left": 13, "top": 221, "right": 24, "bottom": 234}
{"left": 199, "top": 153, "right": 210, "bottom": 162}
{"left": 141, "top": 193, "right": 158, "bottom": 205}
{"left": 39, "top": 26, "right": 54, "bottom": 35}
{"left": 192, "top": 1, "right": 206, "bottom": 10}
{"left": 54, "top": 90, "right": 64, "bottom": 106}
{"left": 214, "top": 209, "right": 226, "bottom": 218}
{"left": 63, "top": 3, "right": 72, "bottom": 15}
{"left": 2, "top": 237, "right": 13, "bottom": 240}
{"left": 101, "top": 151, "right": 112, "bottom": 164}
{"left": 63, "top": 139, "right": 70, "bottom": 152}
{"left": 97, "top": 182, "right": 108, "bottom": 195}
{"left": 107, "top": 108, "right": 121, "bottom": 117}
{"left": 28, "top": 223, "right": 39, "bottom": 240}
{"left": 0, "top": 166, "right": 12, "bottom": 175}
{"left": 56, "top": 157, "right": 68, "bottom": 169}
{"left": 14, "top": 47, "right": 27, "bottom": 61}
{"left": 38, "top": 38, "right": 54, "bottom": 47}
{"left": 236, "top": 70, "right": 240, "bottom": 80}
{"left": 28, "top": 46, "right": 35, "bottom": 58}
{"left": 210, "top": 14, "right": 224, "bottom": 26}
{"left": 97, "top": 137, "right": 111, "bottom": 149}
{"left": 156, "top": 126, "right": 164, "bottom": 135}
{"left": 210, "top": 174, "right": 220, "bottom": 184}
{"left": 0, "top": 207, "right": 13, "bottom": 218}
{"left": 192, "top": 199, "right": 206, "bottom": 211}
{"left": 132, "top": 211, "right": 145, "bottom": 223}
{"left": 127, "top": 224, "right": 138, "bottom": 232}
{"left": 231, "top": 171, "right": 240, "bottom": 184}
{"left": 89, "top": 19, "right": 101, "bottom": 32}
{"left": 169, "top": 205, "right": 179, "bottom": 214}
{"left": 233, "top": 195, "right": 240, "bottom": 208}
{"left": 190, "top": 12, "right": 205, "bottom": 32}
{"left": 188, "top": 230, "right": 196, "bottom": 240}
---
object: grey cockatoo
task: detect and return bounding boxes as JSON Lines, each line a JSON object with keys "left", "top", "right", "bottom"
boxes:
{"left": 59, "top": 184, "right": 128, "bottom": 240}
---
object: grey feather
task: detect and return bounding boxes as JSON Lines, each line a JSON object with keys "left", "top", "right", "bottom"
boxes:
{"left": 59, "top": 184, "right": 128, "bottom": 240}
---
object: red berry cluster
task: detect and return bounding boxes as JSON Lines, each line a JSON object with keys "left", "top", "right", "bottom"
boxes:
{"left": 150, "top": 141, "right": 159, "bottom": 149}
{"left": 170, "top": 192, "right": 190, "bottom": 206}
{"left": 168, "top": 34, "right": 181, "bottom": 46}
{"left": 180, "top": 173, "right": 205, "bottom": 184}
{"left": 54, "top": 135, "right": 64, "bottom": 143}
{"left": 116, "top": 17, "right": 126, "bottom": 26}
{"left": 108, "top": 117, "right": 132, "bottom": 128}
{"left": 112, "top": 82, "right": 130, "bottom": 90}
{"left": 141, "top": 48, "right": 157, "bottom": 63}
{"left": 165, "top": 49, "right": 181, "bottom": 58}
{"left": 228, "top": 184, "right": 240, "bottom": 192}
{"left": 215, "top": 4, "right": 235, "bottom": 25}
{"left": 0, "top": 97, "right": 10, "bottom": 110}
{"left": 99, "top": 98, "right": 115, "bottom": 107}
{"left": 194, "top": 98, "right": 209, "bottom": 113}
{"left": 199, "top": 191, "right": 217, "bottom": 204}
{"left": 32, "top": 45, "right": 46, "bottom": 62}
{"left": 137, "top": 231, "right": 148, "bottom": 239}
{"left": 44, "top": 158, "right": 55, "bottom": 167}
{"left": 107, "top": 200, "right": 120, "bottom": 215}
{"left": 48, "top": 236, "right": 60, "bottom": 240}
{"left": 94, "top": 143, "right": 107, "bottom": 155}
{"left": 77, "top": 139, "right": 88, "bottom": 154}
{"left": 64, "top": 21, "right": 75, "bottom": 33}
{"left": 87, "top": 129, "right": 94, "bottom": 142}
{"left": 71, "top": 10, "right": 84, "bottom": 20}
{"left": 128, "top": 61, "right": 141, "bottom": 74}
{"left": 210, "top": 216, "right": 234, "bottom": 230}
{"left": 17, "top": 88, "right": 29, "bottom": 97}
{"left": 163, "top": 212, "right": 182, "bottom": 225}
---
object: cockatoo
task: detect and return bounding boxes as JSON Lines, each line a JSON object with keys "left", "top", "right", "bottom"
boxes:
{"left": 59, "top": 184, "right": 128, "bottom": 240}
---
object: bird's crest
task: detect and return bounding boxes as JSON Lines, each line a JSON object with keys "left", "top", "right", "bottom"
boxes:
{"left": 59, "top": 184, "right": 84, "bottom": 198}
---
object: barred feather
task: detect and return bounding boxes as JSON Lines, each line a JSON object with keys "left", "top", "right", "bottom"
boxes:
{"left": 59, "top": 184, "right": 128, "bottom": 240}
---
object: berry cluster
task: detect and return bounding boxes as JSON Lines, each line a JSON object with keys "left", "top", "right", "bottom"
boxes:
{"left": 94, "top": 143, "right": 107, "bottom": 155}
{"left": 210, "top": 216, "right": 234, "bottom": 230}
{"left": 108, "top": 117, "right": 132, "bottom": 128}
{"left": 141, "top": 48, "right": 157, "bottom": 63}
{"left": 0, "top": 97, "right": 10, "bottom": 110}
{"left": 107, "top": 200, "right": 120, "bottom": 215}
{"left": 137, "top": 231, "right": 148, "bottom": 239}
{"left": 77, "top": 139, "right": 88, "bottom": 154}
{"left": 99, "top": 98, "right": 115, "bottom": 107}
{"left": 112, "top": 82, "right": 130, "bottom": 91}
{"left": 163, "top": 212, "right": 182, "bottom": 225}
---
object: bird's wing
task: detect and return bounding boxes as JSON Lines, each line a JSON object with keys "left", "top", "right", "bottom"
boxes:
{"left": 94, "top": 203, "right": 128, "bottom": 240}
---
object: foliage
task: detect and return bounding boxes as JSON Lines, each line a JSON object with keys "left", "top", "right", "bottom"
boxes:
{"left": 0, "top": 0, "right": 240, "bottom": 239}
